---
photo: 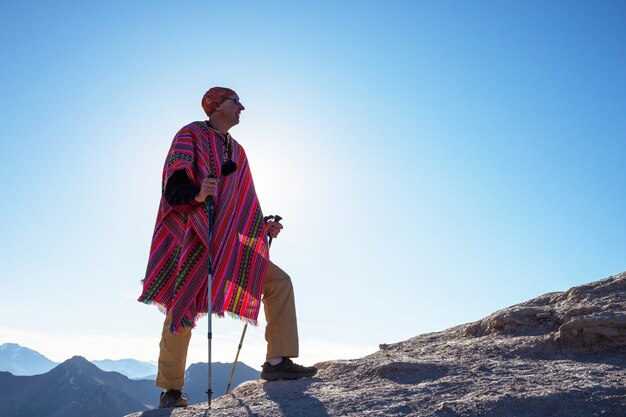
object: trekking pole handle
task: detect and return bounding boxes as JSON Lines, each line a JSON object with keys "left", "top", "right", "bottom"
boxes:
{"left": 267, "top": 215, "right": 282, "bottom": 247}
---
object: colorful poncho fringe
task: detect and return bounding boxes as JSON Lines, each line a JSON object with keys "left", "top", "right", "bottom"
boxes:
{"left": 138, "top": 122, "right": 269, "bottom": 333}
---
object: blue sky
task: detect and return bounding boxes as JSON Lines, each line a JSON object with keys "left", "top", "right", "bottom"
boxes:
{"left": 1, "top": 1, "right": 624, "bottom": 369}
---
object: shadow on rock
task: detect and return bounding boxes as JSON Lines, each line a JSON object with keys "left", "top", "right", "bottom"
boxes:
{"left": 372, "top": 362, "right": 449, "bottom": 385}
{"left": 475, "top": 386, "right": 626, "bottom": 417}
{"left": 263, "top": 378, "right": 330, "bottom": 417}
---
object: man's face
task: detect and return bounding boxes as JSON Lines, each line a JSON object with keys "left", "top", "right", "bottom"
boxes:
{"left": 219, "top": 95, "right": 245, "bottom": 126}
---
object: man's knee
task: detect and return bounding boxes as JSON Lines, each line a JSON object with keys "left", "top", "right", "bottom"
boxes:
{"left": 263, "top": 262, "right": 293, "bottom": 294}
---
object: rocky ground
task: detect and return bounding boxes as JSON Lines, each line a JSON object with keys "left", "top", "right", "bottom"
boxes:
{"left": 126, "top": 271, "right": 626, "bottom": 417}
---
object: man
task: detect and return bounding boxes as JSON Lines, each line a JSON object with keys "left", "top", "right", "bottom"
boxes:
{"left": 138, "top": 87, "right": 317, "bottom": 409}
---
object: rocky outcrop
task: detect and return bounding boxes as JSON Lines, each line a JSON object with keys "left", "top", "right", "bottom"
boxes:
{"left": 125, "top": 271, "right": 626, "bottom": 417}
{"left": 465, "top": 271, "right": 626, "bottom": 351}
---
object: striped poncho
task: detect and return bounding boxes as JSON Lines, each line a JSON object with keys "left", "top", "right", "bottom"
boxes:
{"left": 138, "top": 121, "right": 270, "bottom": 332}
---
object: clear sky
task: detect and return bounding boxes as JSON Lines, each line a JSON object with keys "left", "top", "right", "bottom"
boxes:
{"left": 1, "top": 1, "right": 624, "bottom": 371}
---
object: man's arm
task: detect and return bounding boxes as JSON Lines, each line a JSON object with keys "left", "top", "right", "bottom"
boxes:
{"left": 164, "top": 170, "right": 219, "bottom": 213}
{"left": 164, "top": 170, "right": 201, "bottom": 211}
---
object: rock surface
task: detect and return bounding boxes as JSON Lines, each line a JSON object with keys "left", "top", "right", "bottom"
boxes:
{"left": 126, "top": 271, "right": 626, "bottom": 417}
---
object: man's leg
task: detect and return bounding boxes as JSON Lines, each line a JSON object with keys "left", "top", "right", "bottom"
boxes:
{"left": 262, "top": 260, "right": 299, "bottom": 359}
{"left": 261, "top": 261, "right": 316, "bottom": 380}
{"left": 156, "top": 314, "right": 191, "bottom": 407}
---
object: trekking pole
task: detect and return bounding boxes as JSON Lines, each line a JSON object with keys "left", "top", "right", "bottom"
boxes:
{"left": 267, "top": 215, "right": 282, "bottom": 247}
{"left": 206, "top": 177, "right": 216, "bottom": 409}
{"left": 225, "top": 215, "right": 282, "bottom": 394}
{"left": 225, "top": 323, "right": 247, "bottom": 394}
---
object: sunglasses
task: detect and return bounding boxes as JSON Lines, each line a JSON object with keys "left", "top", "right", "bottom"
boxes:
{"left": 223, "top": 97, "right": 241, "bottom": 105}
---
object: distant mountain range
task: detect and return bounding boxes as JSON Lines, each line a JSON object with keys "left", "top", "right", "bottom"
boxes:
{"left": 0, "top": 344, "right": 260, "bottom": 417}
{"left": 0, "top": 343, "right": 58, "bottom": 375}
{"left": 0, "top": 343, "right": 157, "bottom": 379}
{"left": 91, "top": 359, "right": 157, "bottom": 380}
{"left": 0, "top": 356, "right": 158, "bottom": 417}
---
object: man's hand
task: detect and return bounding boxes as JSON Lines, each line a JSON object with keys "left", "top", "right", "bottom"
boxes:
{"left": 266, "top": 221, "right": 283, "bottom": 239}
{"left": 195, "top": 177, "right": 218, "bottom": 203}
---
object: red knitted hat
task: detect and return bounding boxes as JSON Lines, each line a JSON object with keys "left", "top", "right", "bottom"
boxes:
{"left": 202, "top": 87, "right": 237, "bottom": 117}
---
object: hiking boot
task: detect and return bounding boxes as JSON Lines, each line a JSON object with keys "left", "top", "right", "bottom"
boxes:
{"left": 159, "top": 389, "right": 189, "bottom": 408}
{"left": 261, "top": 358, "right": 318, "bottom": 381}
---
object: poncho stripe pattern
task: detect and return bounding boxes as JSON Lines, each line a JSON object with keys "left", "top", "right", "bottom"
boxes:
{"left": 139, "top": 122, "right": 269, "bottom": 332}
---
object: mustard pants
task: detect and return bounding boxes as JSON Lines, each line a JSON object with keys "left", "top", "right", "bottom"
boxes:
{"left": 155, "top": 261, "right": 299, "bottom": 390}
